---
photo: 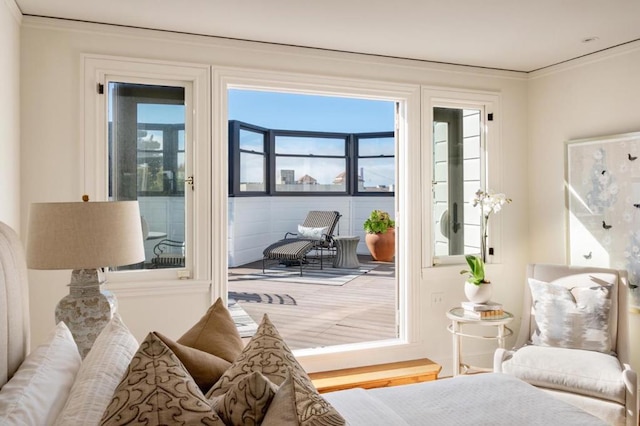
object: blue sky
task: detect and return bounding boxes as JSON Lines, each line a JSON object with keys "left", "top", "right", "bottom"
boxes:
{"left": 228, "top": 89, "right": 395, "bottom": 133}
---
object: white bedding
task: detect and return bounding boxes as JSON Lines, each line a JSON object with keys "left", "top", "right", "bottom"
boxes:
{"left": 325, "top": 373, "right": 608, "bottom": 425}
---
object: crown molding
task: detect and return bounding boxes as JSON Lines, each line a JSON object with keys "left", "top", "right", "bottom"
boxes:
{"left": 2, "top": 0, "right": 22, "bottom": 24}
{"left": 529, "top": 39, "right": 640, "bottom": 80}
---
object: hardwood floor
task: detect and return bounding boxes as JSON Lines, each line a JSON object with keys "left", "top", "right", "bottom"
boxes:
{"left": 227, "top": 255, "right": 397, "bottom": 350}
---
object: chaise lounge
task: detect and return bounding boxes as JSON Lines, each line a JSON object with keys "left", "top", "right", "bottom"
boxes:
{"left": 262, "top": 210, "right": 341, "bottom": 276}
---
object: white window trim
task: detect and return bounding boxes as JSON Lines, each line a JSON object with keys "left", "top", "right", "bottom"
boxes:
{"left": 421, "top": 87, "right": 503, "bottom": 269}
{"left": 213, "top": 66, "right": 426, "bottom": 370}
{"left": 82, "top": 54, "right": 211, "bottom": 284}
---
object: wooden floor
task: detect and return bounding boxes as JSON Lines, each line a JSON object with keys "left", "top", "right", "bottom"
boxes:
{"left": 227, "top": 255, "right": 397, "bottom": 350}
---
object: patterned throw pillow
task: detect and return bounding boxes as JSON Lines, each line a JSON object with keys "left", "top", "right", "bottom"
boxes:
{"left": 100, "top": 332, "right": 223, "bottom": 425}
{"left": 262, "top": 370, "right": 346, "bottom": 426}
{"left": 528, "top": 278, "right": 613, "bottom": 353}
{"left": 219, "top": 371, "right": 278, "bottom": 426}
{"left": 206, "top": 314, "right": 313, "bottom": 398}
{"left": 206, "top": 314, "right": 345, "bottom": 425}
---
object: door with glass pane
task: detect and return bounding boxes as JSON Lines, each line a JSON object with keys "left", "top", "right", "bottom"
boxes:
{"left": 108, "top": 82, "right": 188, "bottom": 269}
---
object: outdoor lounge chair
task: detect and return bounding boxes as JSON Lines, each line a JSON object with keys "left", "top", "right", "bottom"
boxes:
{"left": 262, "top": 210, "right": 341, "bottom": 276}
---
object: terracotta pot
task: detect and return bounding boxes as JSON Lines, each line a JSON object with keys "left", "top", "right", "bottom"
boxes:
{"left": 365, "top": 228, "right": 395, "bottom": 261}
{"left": 464, "top": 281, "right": 492, "bottom": 304}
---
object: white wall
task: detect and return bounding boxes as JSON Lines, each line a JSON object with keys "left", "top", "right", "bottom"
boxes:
{"left": 0, "top": 0, "right": 21, "bottom": 229}
{"left": 528, "top": 42, "right": 640, "bottom": 374}
{"left": 20, "top": 17, "right": 529, "bottom": 373}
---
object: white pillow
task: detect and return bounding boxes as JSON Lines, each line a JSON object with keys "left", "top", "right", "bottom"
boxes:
{"left": 297, "top": 225, "right": 328, "bottom": 240}
{"left": 54, "top": 313, "right": 139, "bottom": 426}
{"left": 0, "top": 321, "right": 81, "bottom": 425}
{"left": 528, "top": 278, "right": 613, "bottom": 353}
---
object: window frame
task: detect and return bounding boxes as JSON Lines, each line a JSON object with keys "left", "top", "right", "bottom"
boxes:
{"left": 228, "top": 120, "right": 395, "bottom": 197}
{"left": 422, "top": 87, "right": 502, "bottom": 268}
{"left": 214, "top": 68, "right": 422, "bottom": 370}
{"left": 353, "top": 131, "right": 396, "bottom": 196}
{"left": 83, "top": 55, "right": 211, "bottom": 283}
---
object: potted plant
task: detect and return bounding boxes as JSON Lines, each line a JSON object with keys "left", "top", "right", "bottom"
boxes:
{"left": 363, "top": 210, "right": 395, "bottom": 262}
{"left": 460, "top": 254, "right": 492, "bottom": 303}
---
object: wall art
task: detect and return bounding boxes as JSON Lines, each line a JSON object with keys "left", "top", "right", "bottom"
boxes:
{"left": 566, "top": 131, "right": 640, "bottom": 311}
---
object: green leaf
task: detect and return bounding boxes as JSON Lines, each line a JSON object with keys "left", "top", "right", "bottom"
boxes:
{"left": 460, "top": 255, "right": 485, "bottom": 285}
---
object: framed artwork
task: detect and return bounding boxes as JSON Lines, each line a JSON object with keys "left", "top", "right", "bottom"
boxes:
{"left": 565, "top": 131, "right": 640, "bottom": 312}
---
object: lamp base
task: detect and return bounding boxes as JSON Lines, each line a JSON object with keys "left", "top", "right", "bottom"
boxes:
{"left": 55, "top": 268, "right": 117, "bottom": 358}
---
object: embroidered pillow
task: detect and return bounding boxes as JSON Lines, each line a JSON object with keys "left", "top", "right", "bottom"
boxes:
{"left": 206, "top": 314, "right": 345, "bottom": 425}
{"left": 219, "top": 371, "right": 278, "bottom": 426}
{"left": 206, "top": 314, "right": 313, "bottom": 399}
{"left": 262, "top": 370, "right": 346, "bottom": 426}
{"left": 528, "top": 278, "right": 613, "bottom": 353}
{"left": 297, "top": 225, "right": 328, "bottom": 240}
{"left": 100, "top": 332, "right": 223, "bottom": 425}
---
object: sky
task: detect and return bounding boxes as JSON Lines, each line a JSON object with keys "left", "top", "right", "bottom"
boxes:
{"left": 227, "top": 89, "right": 395, "bottom": 133}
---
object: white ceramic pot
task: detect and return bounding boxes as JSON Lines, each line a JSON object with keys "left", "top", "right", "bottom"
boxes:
{"left": 464, "top": 281, "right": 492, "bottom": 303}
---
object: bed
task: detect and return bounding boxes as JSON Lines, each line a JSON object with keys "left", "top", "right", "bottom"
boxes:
{"left": 0, "top": 220, "right": 608, "bottom": 425}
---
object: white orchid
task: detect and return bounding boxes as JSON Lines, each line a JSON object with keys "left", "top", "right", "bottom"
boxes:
{"left": 472, "top": 189, "right": 512, "bottom": 262}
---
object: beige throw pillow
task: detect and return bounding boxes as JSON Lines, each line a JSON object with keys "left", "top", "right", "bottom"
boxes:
{"left": 154, "top": 331, "right": 231, "bottom": 394}
{"left": 100, "top": 332, "right": 224, "bottom": 425}
{"left": 177, "top": 297, "right": 244, "bottom": 363}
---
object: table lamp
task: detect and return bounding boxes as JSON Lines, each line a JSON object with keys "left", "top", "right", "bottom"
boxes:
{"left": 26, "top": 196, "right": 145, "bottom": 357}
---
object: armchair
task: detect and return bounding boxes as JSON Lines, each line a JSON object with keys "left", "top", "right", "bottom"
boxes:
{"left": 494, "top": 264, "right": 638, "bottom": 426}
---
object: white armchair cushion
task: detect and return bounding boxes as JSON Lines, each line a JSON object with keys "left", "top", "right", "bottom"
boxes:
{"left": 502, "top": 345, "right": 626, "bottom": 404}
{"left": 528, "top": 278, "right": 613, "bottom": 353}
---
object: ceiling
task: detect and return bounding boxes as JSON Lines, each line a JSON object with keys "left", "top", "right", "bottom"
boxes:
{"left": 14, "top": 0, "right": 640, "bottom": 72}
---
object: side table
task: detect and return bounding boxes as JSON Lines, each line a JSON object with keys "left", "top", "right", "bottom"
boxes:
{"left": 332, "top": 236, "right": 360, "bottom": 268}
{"left": 446, "top": 306, "right": 513, "bottom": 376}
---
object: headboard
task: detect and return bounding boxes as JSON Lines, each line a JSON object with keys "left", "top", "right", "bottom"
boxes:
{"left": 0, "top": 221, "right": 30, "bottom": 389}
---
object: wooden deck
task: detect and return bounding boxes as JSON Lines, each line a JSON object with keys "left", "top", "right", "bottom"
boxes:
{"left": 227, "top": 255, "right": 397, "bottom": 350}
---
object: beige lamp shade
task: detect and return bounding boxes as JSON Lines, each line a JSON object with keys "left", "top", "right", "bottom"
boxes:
{"left": 27, "top": 201, "right": 145, "bottom": 270}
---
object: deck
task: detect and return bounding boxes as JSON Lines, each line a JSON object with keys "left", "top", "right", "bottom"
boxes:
{"left": 227, "top": 255, "right": 397, "bottom": 350}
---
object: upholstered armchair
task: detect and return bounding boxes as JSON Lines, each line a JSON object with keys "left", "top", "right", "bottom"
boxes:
{"left": 494, "top": 264, "right": 638, "bottom": 426}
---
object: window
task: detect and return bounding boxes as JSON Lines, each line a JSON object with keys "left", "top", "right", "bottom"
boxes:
{"left": 108, "top": 82, "right": 187, "bottom": 269}
{"left": 274, "top": 131, "right": 347, "bottom": 193}
{"left": 229, "top": 121, "right": 268, "bottom": 194}
{"left": 83, "top": 56, "right": 210, "bottom": 281}
{"left": 355, "top": 133, "right": 395, "bottom": 194}
{"left": 228, "top": 122, "right": 394, "bottom": 196}
{"left": 424, "top": 88, "right": 500, "bottom": 266}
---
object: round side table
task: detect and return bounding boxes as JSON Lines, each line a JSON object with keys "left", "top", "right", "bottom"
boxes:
{"left": 332, "top": 236, "right": 360, "bottom": 269}
{"left": 446, "top": 306, "right": 513, "bottom": 376}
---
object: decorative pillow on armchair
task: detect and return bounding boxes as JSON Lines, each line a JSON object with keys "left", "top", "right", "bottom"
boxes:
{"left": 528, "top": 278, "right": 613, "bottom": 353}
